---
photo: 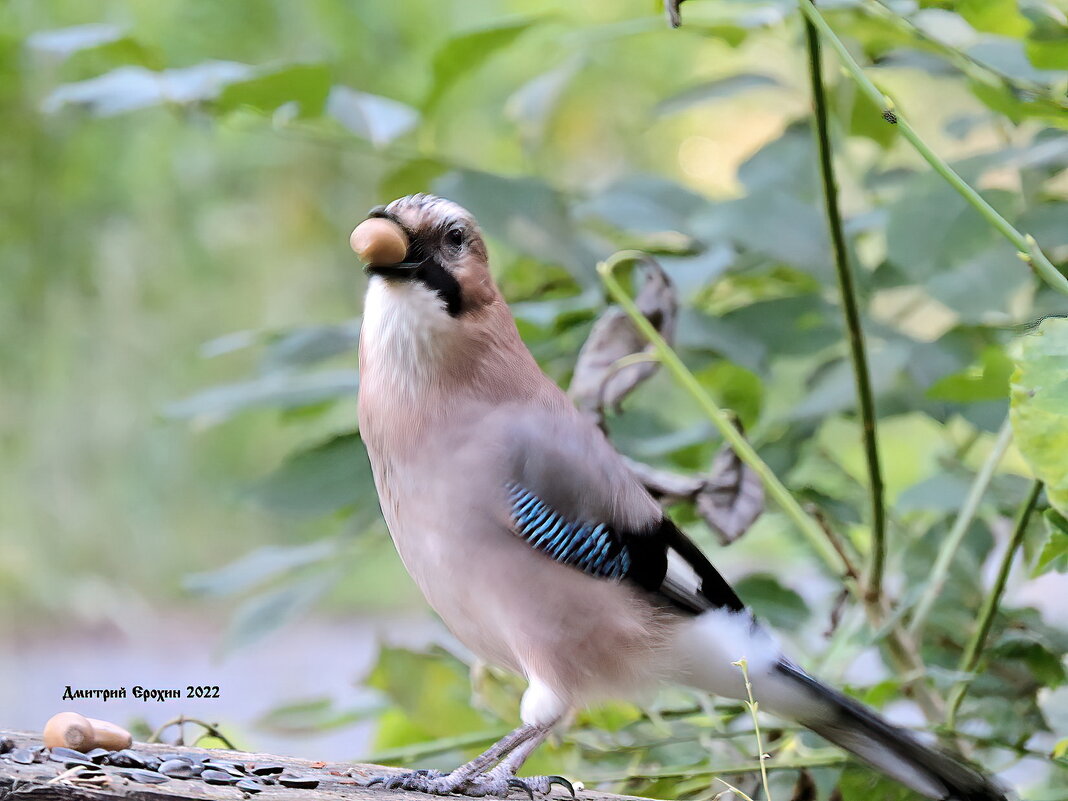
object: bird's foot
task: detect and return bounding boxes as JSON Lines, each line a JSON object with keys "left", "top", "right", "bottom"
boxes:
{"left": 494, "top": 774, "right": 576, "bottom": 799}
{"left": 365, "top": 769, "right": 575, "bottom": 798}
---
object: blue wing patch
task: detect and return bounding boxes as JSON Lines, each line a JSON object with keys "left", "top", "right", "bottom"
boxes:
{"left": 506, "top": 483, "right": 631, "bottom": 580}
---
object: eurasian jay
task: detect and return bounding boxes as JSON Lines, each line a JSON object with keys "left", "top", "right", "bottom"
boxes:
{"left": 353, "top": 194, "right": 1006, "bottom": 801}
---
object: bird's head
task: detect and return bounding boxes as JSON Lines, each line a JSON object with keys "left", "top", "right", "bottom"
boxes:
{"left": 353, "top": 194, "right": 531, "bottom": 399}
{"left": 352, "top": 194, "right": 498, "bottom": 319}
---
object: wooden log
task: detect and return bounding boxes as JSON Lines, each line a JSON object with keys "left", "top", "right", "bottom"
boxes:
{"left": 0, "top": 730, "right": 649, "bottom": 801}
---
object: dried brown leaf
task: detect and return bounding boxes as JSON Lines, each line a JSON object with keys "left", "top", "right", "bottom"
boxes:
{"left": 695, "top": 437, "right": 765, "bottom": 544}
{"left": 622, "top": 456, "right": 704, "bottom": 503}
{"left": 569, "top": 257, "right": 676, "bottom": 423}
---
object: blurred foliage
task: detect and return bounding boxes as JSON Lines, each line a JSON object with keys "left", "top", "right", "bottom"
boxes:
{"left": 3, "top": 0, "right": 1068, "bottom": 798}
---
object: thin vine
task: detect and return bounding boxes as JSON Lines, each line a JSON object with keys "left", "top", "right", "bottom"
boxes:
{"left": 802, "top": 6, "right": 888, "bottom": 604}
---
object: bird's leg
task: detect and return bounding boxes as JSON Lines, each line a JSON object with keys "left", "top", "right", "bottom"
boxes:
{"left": 365, "top": 723, "right": 571, "bottom": 797}
{"left": 484, "top": 728, "right": 575, "bottom": 798}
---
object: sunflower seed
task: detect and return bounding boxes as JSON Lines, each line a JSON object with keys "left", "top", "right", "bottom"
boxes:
{"left": 237, "top": 778, "right": 265, "bottom": 793}
{"left": 203, "top": 768, "right": 240, "bottom": 785}
{"left": 10, "top": 748, "right": 34, "bottom": 764}
{"left": 251, "top": 764, "right": 285, "bottom": 776}
{"left": 122, "top": 768, "right": 171, "bottom": 784}
{"left": 161, "top": 752, "right": 201, "bottom": 764}
{"left": 86, "top": 748, "right": 110, "bottom": 763}
{"left": 279, "top": 775, "right": 319, "bottom": 789}
{"left": 203, "top": 759, "right": 246, "bottom": 776}
{"left": 160, "top": 759, "right": 198, "bottom": 778}
{"left": 66, "top": 758, "right": 102, "bottom": 769}
{"left": 106, "top": 749, "right": 146, "bottom": 768}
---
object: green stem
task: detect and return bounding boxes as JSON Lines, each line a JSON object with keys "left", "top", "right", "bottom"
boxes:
{"left": 366, "top": 728, "right": 511, "bottom": 763}
{"left": 945, "top": 481, "right": 1043, "bottom": 729}
{"left": 796, "top": 0, "right": 1068, "bottom": 298}
{"left": 803, "top": 10, "right": 887, "bottom": 603}
{"left": 733, "top": 659, "right": 772, "bottom": 800}
{"left": 908, "top": 418, "right": 1014, "bottom": 638}
{"left": 599, "top": 252, "right": 847, "bottom": 576}
{"left": 600, "top": 252, "right": 944, "bottom": 720}
{"left": 587, "top": 753, "right": 848, "bottom": 782}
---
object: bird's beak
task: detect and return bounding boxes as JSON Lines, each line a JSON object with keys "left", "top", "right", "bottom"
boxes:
{"left": 350, "top": 215, "right": 420, "bottom": 277}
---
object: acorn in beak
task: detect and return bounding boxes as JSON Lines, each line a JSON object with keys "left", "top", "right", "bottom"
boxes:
{"left": 350, "top": 216, "right": 420, "bottom": 278}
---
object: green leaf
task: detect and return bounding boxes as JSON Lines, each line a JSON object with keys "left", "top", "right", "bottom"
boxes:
{"left": 924, "top": 243, "right": 1031, "bottom": 321}
{"left": 654, "top": 73, "right": 784, "bottom": 117}
{"left": 837, "top": 764, "right": 925, "bottom": 801}
{"left": 327, "top": 87, "right": 419, "bottom": 147}
{"left": 885, "top": 172, "right": 999, "bottom": 284}
{"left": 257, "top": 695, "right": 385, "bottom": 734}
{"left": 216, "top": 63, "right": 331, "bottom": 117}
{"left": 734, "top": 573, "right": 810, "bottom": 629}
{"left": 225, "top": 573, "right": 332, "bottom": 651}
{"left": 839, "top": 80, "right": 898, "bottom": 149}
{"left": 818, "top": 413, "right": 946, "bottom": 505}
{"left": 28, "top": 25, "right": 164, "bottom": 71}
{"left": 261, "top": 321, "right": 361, "bottom": 372}
{"left": 790, "top": 343, "right": 909, "bottom": 421}
{"left": 1026, "top": 10, "right": 1068, "bottom": 70}
{"left": 425, "top": 18, "right": 537, "bottom": 110}
{"left": 927, "top": 346, "right": 1013, "bottom": 402}
{"left": 1035, "top": 509, "right": 1068, "bottom": 574}
{"left": 968, "top": 40, "right": 1062, "bottom": 84}
{"left": 695, "top": 193, "right": 831, "bottom": 278}
{"left": 695, "top": 361, "right": 763, "bottom": 430}
{"left": 990, "top": 631, "right": 1067, "bottom": 687}
{"left": 367, "top": 647, "right": 492, "bottom": 747}
{"left": 958, "top": 0, "right": 1031, "bottom": 37}
{"left": 184, "top": 540, "right": 337, "bottom": 597}
{"left": 250, "top": 433, "right": 377, "bottom": 518}
{"left": 968, "top": 79, "right": 1068, "bottom": 126}
{"left": 897, "top": 473, "right": 973, "bottom": 513}
{"left": 505, "top": 57, "right": 583, "bottom": 144}
{"left": 1010, "top": 316, "right": 1068, "bottom": 515}
{"left": 27, "top": 23, "right": 126, "bottom": 58}
{"left": 575, "top": 701, "right": 643, "bottom": 732}
{"left": 579, "top": 175, "right": 710, "bottom": 235}
{"left": 42, "top": 61, "right": 252, "bottom": 116}
{"left": 165, "top": 369, "right": 359, "bottom": 422}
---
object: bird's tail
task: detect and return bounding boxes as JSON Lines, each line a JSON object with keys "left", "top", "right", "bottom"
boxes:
{"left": 762, "top": 662, "right": 1007, "bottom": 801}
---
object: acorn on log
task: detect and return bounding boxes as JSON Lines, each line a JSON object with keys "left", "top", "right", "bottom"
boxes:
{"left": 43, "top": 712, "right": 133, "bottom": 752}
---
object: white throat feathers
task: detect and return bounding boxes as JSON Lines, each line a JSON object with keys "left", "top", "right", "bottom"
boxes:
{"left": 361, "top": 276, "right": 456, "bottom": 398}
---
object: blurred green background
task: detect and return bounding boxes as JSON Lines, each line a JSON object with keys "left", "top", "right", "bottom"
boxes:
{"left": 2, "top": 0, "right": 1067, "bottom": 798}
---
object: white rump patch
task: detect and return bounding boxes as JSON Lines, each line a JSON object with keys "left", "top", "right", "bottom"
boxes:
{"left": 668, "top": 607, "right": 782, "bottom": 701}
{"left": 520, "top": 677, "right": 568, "bottom": 728}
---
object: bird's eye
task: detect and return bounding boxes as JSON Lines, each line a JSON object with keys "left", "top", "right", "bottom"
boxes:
{"left": 445, "top": 227, "right": 465, "bottom": 248}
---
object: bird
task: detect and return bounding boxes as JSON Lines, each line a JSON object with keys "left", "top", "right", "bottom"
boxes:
{"left": 352, "top": 193, "right": 1008, "bottom": 801}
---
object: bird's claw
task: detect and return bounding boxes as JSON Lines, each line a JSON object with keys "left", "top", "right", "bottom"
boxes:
{"left": 517, "top": 775, "right": 576, "bottom": 798}
{"left": 548, "top": 776, "right": 576, "bottom": 798}
{"left": 508, "top": 778, "right": 534, "bottom": 800}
